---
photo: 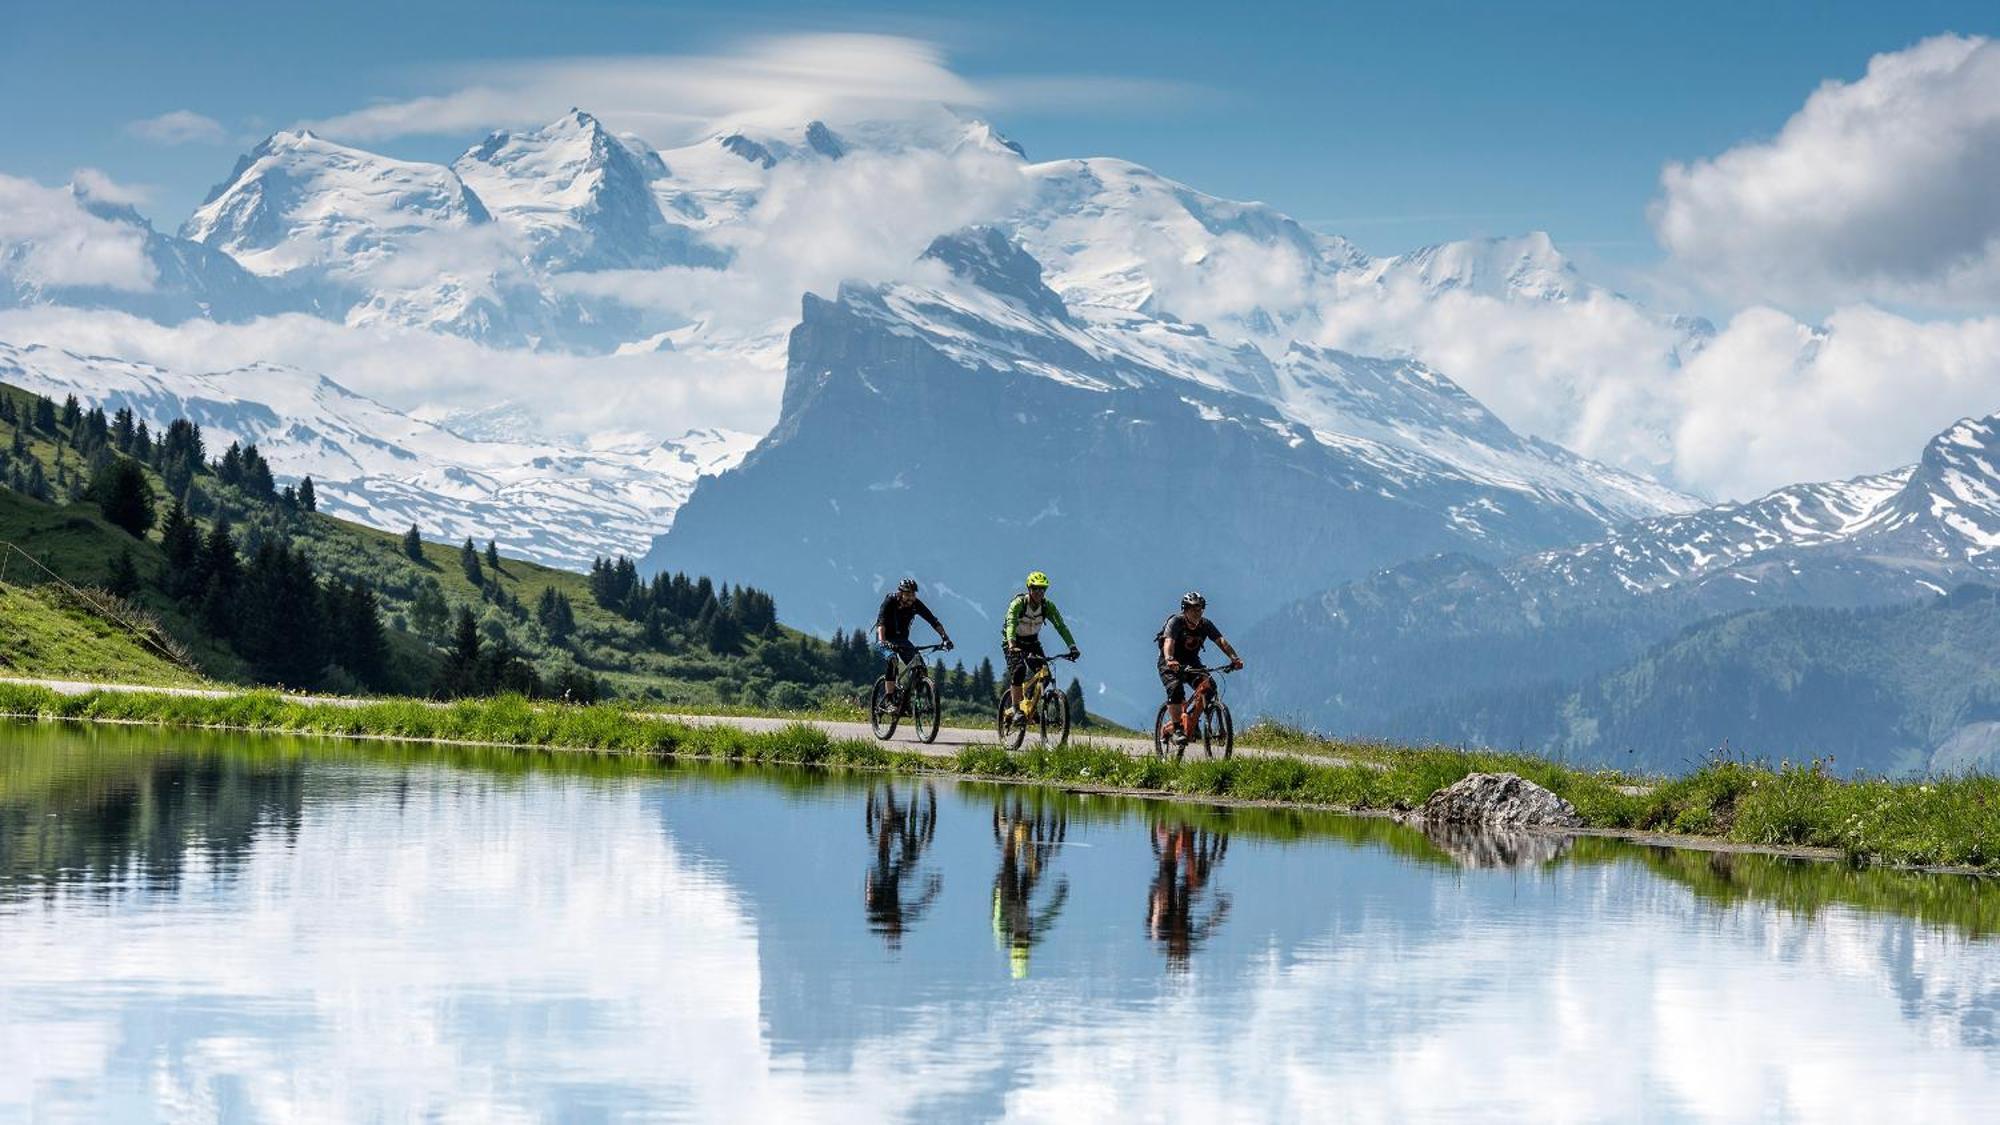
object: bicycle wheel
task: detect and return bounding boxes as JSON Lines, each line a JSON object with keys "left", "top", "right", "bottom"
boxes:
{"left": 912, "top": 676, "right": 941, "bottom": 744}
{"left": 1037, "top": 687, "right": 1069, "bottom": 748}
{"left": 869, "top": 677, "right": 899, "bottom": 740}
{"left": 997, "top": 694, "right": 1028, "bottom": 751}
{"left": 1201, "top": 701, "right": 1234, "bottom": 759}
{"left": 1152, "top": 703, "right": 1175, "bottom": 761}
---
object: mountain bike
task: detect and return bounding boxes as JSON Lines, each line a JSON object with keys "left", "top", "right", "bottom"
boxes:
{"left": 871, "top": 643, "right": 951, "bottom": 743}
{"left": 996, "top": 650, "right": 1078, "bottom": 751}
{"left": 1153, "top": 665, "right": 1235, "bottom": 762}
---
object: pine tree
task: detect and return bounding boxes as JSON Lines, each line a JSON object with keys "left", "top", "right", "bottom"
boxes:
{"left": 298, "top": 476, "right": 316, "bottom": 512}
{"left": 32, "top": 396, "right": 57, "bottom": 433}
{"left": 975, "top": 657, "right": 997, "bottom": 701}
{"left": 0, "top": 393, "right": 15, "bottom": 424}
{"left": 106, "top": 549, "right": 141, "bottom": 598}
{"left": 485, "top": 539, "right": 501, "bottom": 572}
{"left": 11, "top": 424, "right": 29, "bottom": 458}
{"left": 59, "top": 394, "right": 81, "bottom": 431}
{"left": 402, "top": 523, "right": 425, "bottom": 562}
{"left": 218, "top": 441, "right": 244, "bottom": 485}
{"left": 132, "top": 420, "right": 152, "bottom": 461}
{"left": 1065, "top": 678, "right": 1089, "bottom": 726}
{"left": 460, "top": 537, "right": 483, "bottom": 585}
{"left": 94, "top": 459, "right": 156, "bottom": 538}
{"left": 159, "top": 497, "right": 200, "bottom": 598}
{"left": 241, "top": 444, "right": 276, "bottom": 500}
{"left": 112, "top": 407, "right": 135, "bottom": 452}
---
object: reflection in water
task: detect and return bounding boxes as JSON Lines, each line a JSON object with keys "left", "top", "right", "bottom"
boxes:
{"left": 991, "top": 793, "right": 1069, "bottom": 978}
{"left": 863, "top": 782, "right": 942, "bottom": 949}
{"left": 0, "top": 726, "right": 307, "bottom": 898}
{"left": 1147, "top": 822, "right": 1231, "bottom": 969}
{"left": 3, "top": 723, "right": 1999, "bottom": 1120}
{"left": 1420, "top": 821, "right": 1574, "bottom": 869}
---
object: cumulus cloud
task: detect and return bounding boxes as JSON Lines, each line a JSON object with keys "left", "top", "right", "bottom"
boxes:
{"left": 559, "top": 144, "right": 1026, "bottom": 331}
{"left": 307, "top": 33, "right": 1195, "bottom": 144}
{"left": 0, "top": 174, "right": 155, "bottom": 291}
{"left": 124, "top": 109, "right": 229, "bottom": 146}
{"left": 1653, "top": 34, "right": 2000, "bottom": 310}
{"left": 1671, "top": 304, "right": 2000, "bottom": 497}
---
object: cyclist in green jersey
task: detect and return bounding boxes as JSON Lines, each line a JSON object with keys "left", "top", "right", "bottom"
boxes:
{"left": 1001, "top": 570, "right": 1080, "bottom": 712}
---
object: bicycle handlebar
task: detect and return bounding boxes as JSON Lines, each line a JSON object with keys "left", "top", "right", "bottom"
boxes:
{"left": 1022, "top": 650, "right": 1079, "bottom": 664}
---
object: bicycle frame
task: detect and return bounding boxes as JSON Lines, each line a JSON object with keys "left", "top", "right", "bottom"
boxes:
{"left": 890, "top": 642, "right": 950, "bottom": 702}
{"left": 1012, "top": 651, "right": 1076, "bottom": 716}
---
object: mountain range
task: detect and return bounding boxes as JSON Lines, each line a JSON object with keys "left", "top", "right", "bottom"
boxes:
{"left": 10, "top": 106, "right": 1998, "bottom": 748}
{"left": 1241, "top": 412, "right": 2000, "bottom": 772}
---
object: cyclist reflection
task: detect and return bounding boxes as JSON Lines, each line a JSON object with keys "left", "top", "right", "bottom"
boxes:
{"left": 991, "top": 793, "right": 1070, "bottom": 978}
{"left": 1147, "top": 822, "right": 1231, "bottom": 970}
{"left": 864, "top": 782, "right": 942, "bottom": 950}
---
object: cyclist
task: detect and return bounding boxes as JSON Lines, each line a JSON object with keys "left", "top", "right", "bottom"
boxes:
{"left": 875, "top": 578, "right": 952, "bottom": 694}
{"left": 1002, "top": 571, "right": 1079, "bottom": 712}
{"left": 1157, "top": 591, "right": 1243, "bottom": 747}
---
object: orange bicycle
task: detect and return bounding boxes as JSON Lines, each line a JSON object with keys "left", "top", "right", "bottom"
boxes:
{"left": 1152, "top": 665, "right": 1235, "bottom": 762}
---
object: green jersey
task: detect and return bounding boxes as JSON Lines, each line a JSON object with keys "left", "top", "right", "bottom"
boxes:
{"left": 1003, "top": 593, "right": 1076, "bottom": 648}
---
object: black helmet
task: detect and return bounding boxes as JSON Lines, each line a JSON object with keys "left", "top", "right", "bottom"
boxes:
{"left": 1180, "top": 591, "right": 1206, "bottom": 609}
{"left": 898, "top": 577, "right": 919, "bottom": 593}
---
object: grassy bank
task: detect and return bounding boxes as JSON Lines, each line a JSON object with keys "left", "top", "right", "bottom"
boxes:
{"left": 0, "top": 683, "right": 1994, "bottom": 872}
{"left": 0, "top": 583, "right": 206, "bottom": 688}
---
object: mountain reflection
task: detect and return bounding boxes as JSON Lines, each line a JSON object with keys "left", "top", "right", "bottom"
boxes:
{"left": 863, "top": 782, "right": 942, "bottom": 949}
{"left": 1147, "top": 822, "right": 1231, "bottom": 969}
{"left": 0, "top": 728, "right": 306, "bottom": 898}
{"left": 991, "top": 792, "right": 1070, "bottom": 978}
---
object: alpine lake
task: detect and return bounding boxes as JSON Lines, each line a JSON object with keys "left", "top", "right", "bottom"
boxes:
{"left": 2, "top": 721, "right": 1997, "bottom": 1122}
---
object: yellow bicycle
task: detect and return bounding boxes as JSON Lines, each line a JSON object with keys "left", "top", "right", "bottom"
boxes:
{"left": 996, "top": 650, "right": 1078, "bottom": 750}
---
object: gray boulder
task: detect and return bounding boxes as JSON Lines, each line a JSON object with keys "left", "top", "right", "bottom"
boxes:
{"left": 1419, "top": 772, "right": 1582, "bottom": 829}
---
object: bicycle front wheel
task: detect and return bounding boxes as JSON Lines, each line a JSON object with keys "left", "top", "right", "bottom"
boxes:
{"left": 997, "top": 695, "right": 1028, "bottom": 751}
{"left": 869, "top": 677, "right": 899, "bottom": 740}
{"left": 1038, "top": 688, "right": 1069, "bottom": 749}
{"left": 912, "top": 677, "right": 941, "bottom": 744}
{"left": 1202, "top": 702, "right": 1234, "bottom": 759}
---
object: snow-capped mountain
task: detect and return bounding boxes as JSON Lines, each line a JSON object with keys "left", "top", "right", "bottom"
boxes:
{"left": 452, "top": 109, "right": 720, "bottom": 272}
{"left": 1242, "top": 409, "right": 2000, "bottom": 740}
{"left": 0, "top": 341, "right": 753, "bottom": 567}
{"left": 8, "top": 108, "right": 1713, "bottom": 617}
{"left": 645, "top": 228, "right": 1693, "bottom": 716}
{"left": 184, "top": 129, "right": 493, "bottom": 279}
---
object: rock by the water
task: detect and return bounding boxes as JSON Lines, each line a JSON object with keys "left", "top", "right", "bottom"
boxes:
{"left": 1419, "top": 772, "right": 1582, "bottom": 829}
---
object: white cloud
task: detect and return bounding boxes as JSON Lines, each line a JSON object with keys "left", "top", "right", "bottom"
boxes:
{"left": 0, "top": 174, "right": 155, "bottom": 292}
{"left": 0, "top": 306, "right": 780, "bottom": 442}
{"left": 306, "top": 33, "right": 1195, "bottom": 145}
{"left": 1671, "top": 304, "right": 2000, "bottom": 498}
{"left": 1653, "top": 34, "right": 2000, "bottom": 311}
{"left": 124, "top": 109, "right": 229, "bottom": 146}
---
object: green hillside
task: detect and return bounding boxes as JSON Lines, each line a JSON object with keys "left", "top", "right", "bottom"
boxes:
{"left": 0, "top": 381, "right": 1076, "bottom": 722}
{"left": 1389, "top": 585, "right": 2000, "bottom": 776}
{"left": 0, "top": 581, "right": 204, "bottom": 687}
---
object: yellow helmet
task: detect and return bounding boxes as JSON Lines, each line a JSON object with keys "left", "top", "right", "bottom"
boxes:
{"left": 1025, "top": 570, "right": 1050, "bottom": 589}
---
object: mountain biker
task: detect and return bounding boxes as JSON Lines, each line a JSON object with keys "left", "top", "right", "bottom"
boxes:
{"left": 1002, "top": 571, "right": 1079, "bottom": 711}
{"left": 875, "top": 578, "right": 952, "bottom": 692}
{"left": 1158, "top": 591, "right": 1242, "bottom": 746}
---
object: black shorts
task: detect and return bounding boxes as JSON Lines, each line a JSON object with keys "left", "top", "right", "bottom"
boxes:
{"left": 1158, "top": 662, "right": 1206, "bottom": 705}
{"left": 1005, "top": 635, "right": 1046, "bottom": 685}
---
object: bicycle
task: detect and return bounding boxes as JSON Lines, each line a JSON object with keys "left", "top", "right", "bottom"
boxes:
{"left": 870, "top": 642, "right": 951, "bottom": 743}
{"left": 996, "top": 650, "right": 1078, "bottom": 751}
{"left": 1152, "top": 665, "right": 1235, "bottom": 762}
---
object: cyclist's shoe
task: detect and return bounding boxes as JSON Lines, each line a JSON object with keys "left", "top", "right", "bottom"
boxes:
{"left": 1172, "top": 730, "right": 1190, "bottom": 752}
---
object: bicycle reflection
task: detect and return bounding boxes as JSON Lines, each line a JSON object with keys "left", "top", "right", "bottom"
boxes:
{"left": 864, "top": 782, "right": 942, "bottom": 950}
{"left": 1147, "top": 822, "right": 1231, "bottom": 970}
{"left": 992, "top": 794, "right": 1070, "bottom": 978}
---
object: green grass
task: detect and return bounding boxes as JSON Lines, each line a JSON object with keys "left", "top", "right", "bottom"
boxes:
{"left": 1, "top": 683, "right": 1995, "bottom": 872}
{"left": 0, "top": 583, "right": 205, "bottom": 687}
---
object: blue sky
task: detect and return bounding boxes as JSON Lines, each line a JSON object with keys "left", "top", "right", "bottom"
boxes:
{"left": 5, "top": 0, "right": 1996, "bottom": 262}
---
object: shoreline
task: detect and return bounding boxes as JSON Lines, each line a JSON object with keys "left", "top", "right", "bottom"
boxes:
{"left": 2, "top": 683, "right": 1994, "bottom": 877}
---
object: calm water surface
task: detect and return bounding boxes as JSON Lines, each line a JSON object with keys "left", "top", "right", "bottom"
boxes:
{"left": 2, "top": 722, "right": 1998, "bottom": 1123}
